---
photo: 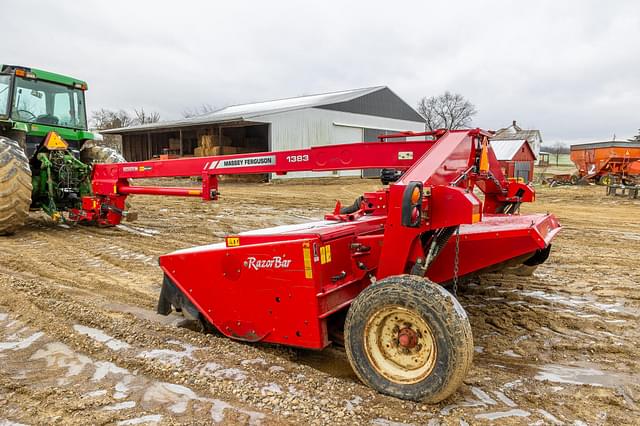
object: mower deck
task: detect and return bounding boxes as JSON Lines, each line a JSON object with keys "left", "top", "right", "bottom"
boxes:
{"left": 158, "top": 212, "right": 559, "bottom": 350}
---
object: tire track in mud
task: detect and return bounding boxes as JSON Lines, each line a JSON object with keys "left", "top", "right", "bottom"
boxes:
{"left": 0, "top": 182, "right": 639, "bottom": 424}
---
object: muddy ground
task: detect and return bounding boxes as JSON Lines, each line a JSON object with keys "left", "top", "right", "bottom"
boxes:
{"left": 0, "top": 179, "right": 638, "bottom": 425}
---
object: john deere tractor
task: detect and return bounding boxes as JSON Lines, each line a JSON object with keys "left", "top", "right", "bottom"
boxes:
{"left": 0, "top": 65, "right": 125, "bottom": 234}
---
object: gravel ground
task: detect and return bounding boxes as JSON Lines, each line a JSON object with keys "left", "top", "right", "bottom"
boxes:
{"left": 0, "top": 179, "right": 638, "bottom": 425}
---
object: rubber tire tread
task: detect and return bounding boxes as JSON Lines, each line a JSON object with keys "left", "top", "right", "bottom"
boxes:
{"left": 81, "top": 145, "right": 126, "bottom": 164}
{"left": 0, "top": 136, "right": 32, "bottom": 235}
{"left": 344, "top": 274, "right": 473, "bottom": 403}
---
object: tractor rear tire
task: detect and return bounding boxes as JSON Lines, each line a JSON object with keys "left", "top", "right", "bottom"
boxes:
{"left": 0, "top": 136, "right": 32, "bottom": 235}
{"left": 81, "top": 143, "right": 126, "bottom": 165}
{"left": 345, "top": 275, "right": 473, "bottom": 403}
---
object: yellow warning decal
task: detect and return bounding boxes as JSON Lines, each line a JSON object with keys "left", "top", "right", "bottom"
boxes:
{"left": 226, "top": 237, "right": 240, "bottom": 247}
{"left": 44, "top": 132, "right": 68, "bottom": 150}
{"left": 320, "top": 244, "right": 332, "bottom": 264}
{"left": 303, "top": 242, "right": 313, "bottom": 279}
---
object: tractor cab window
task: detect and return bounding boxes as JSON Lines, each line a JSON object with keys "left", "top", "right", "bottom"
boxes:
{"left": 0, "top": 74, "right": 10, "bottom": 117}
{"left": 11, "top": 76, "right": 87, "bottom": 130}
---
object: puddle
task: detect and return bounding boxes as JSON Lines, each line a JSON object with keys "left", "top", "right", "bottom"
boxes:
{"left": 212, "top": 368, "right": 247, "bottom": 381}
{"left": 137, "top": 340, "right": 197, "bottom": 366}
{"left": 74, "top": 325, "right": 131, "bottom": 351}
{"left": 117, "top": 415, "right": 163, "bottom": 425}
{"left": 493, "top": 391, "right": 516, "bottom": 407}
{"left": 475, "top": 409, "right": 530, "bottom": 420}
{"left": 470, "top": 387, "right": 496, "bottom": 405}
{"left": 241, "top": 358, "right": 267, "bottom": 366}
{"left": 103, "top": 401, "right": 136, "bottom": 411}
{"left": 345, "top": 395, "right": 363, "bottom": 412}
{"left": 0, "top": 332, "right": 44, "bottom": 351}
{"left": 115, "top": 224, "right": 160, "bottom": 237}
{"left": 30, "top": 342, "right": 93, "bottom": 384}
{"left": 517, "top": 290, "right": 639, "bottom": 317}
{"left": 0, "top": 312, "right": 267, "bottom": 424}
{"left": 372, "top": 419, "right": 414, "bottom": 426}
{"left": 537, "top": 409, "right": 563, "bottom": 425}
{"left": 260, "top": 383, "right": 283, "bottom": 395}
{"left": 535, "top": 364, "right": 637, "bottom": 388}
{"left": 104, "top": 244, "right": 156, "bottom": 266}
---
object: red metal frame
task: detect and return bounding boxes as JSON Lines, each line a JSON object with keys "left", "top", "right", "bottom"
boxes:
{"left": 74, "top": 140, "right": 439, "bottom": 226}
{"left": 143, "top": 129, "right": 561, "bottom": 350}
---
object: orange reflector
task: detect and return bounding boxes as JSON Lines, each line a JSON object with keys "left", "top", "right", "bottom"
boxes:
{"left": 43, "top": 131, "right": 68, "bottom": 150}
{"left": 410, "top": 187, "right": 421, "bottom": 204}
{"left": 15, "top": 69, "right": 25, "bottom": 77}
{"left": 479, "top": 136, "right": 490, "bottom": 172}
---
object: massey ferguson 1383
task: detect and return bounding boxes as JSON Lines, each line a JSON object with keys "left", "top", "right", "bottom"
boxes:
{"left": 80, "top": 128, "right": 559, "bottom": 402}
{"left": 3, "top": 122, "right": 559, "bottom": 401}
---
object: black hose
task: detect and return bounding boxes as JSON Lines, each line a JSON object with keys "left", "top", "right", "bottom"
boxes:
{"left": 339, "top": 196, "right": 364, "bottom": 214}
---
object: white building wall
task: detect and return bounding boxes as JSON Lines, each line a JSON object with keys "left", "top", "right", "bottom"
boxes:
{"left": 253, "top": 108, "right": 425, "bottom": 179}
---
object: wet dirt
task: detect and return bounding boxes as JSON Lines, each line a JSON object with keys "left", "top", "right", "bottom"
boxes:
{"left": 0, "top": 179, "right": 639, "bottom": 425}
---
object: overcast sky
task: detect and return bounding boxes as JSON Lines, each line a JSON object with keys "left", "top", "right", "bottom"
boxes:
{"left": 5, "top": 0, "right": 639, "bottom": 145}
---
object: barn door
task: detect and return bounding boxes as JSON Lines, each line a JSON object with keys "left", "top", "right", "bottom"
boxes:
{"left": 514, "top": 161, "right": 531, "bottom": 182}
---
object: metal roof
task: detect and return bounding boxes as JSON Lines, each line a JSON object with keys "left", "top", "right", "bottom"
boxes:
{"left": 493, "top": 121, "right": 542, "bottom": 143}
{"left": 102, "top": 86, "right": 390, "bottom": 134}
{"left": 570, "top": 140, "right": 640, "bottom": 150}
{"left": 493, "top": 128, "right": 542, "bottom": 142}
{"left": 490, "top": 139, "right": 531, "bottom": 161}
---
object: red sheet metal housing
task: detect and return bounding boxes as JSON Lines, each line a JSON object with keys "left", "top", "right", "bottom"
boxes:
{"left": 153, "top": 129, "right": 560, "bottom": 349}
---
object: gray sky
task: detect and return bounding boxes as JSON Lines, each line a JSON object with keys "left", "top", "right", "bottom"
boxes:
{"left": 5, "top": 0, "right": 639, "bottom": 145}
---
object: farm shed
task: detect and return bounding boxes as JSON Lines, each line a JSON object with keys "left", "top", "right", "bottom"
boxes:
{"left": 493, "top": 120, "right": 542, "bottom": 163}
{"left": 490, "top": 139, "right": 536, "bottom": 182}
{"left": 101, "top": 86, "right": 425, "bottom": 179}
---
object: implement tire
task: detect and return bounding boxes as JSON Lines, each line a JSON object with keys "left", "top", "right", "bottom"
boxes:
{"left": 345, "top": 275, "right": 473, "bottom": 403}
{"left": 0, "top": 136, "right": 32, "bottom": 235}
{"left": 81, "top": 143, "right": 126, "bottom": 165}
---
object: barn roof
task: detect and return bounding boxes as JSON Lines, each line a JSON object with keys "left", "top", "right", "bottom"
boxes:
{"left": 493, "top": 121, "right": 542, "bottom": 142}
{"left": 490, "top": 139, "right": 535, "bottom": 160}
{"left": 102, "top": 86, "right": 424, "bottom": 134}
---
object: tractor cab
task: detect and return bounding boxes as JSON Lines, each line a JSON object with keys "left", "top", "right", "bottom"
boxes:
{"left": 0, "top": 65, "right": 93, "bottom": 158}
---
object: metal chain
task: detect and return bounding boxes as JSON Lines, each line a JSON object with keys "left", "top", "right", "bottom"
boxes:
{"left": 453, "top": 226, "right": 460, "bottom": 296}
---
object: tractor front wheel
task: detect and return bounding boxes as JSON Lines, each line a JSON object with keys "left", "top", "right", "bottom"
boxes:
{"left": 0, "top": 136, "right": 32, "bottom": 235}
{"left": 345, "top": 275, "right": 473, "bottom": 402}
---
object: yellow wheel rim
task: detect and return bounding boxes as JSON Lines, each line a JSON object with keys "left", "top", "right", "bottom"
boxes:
{"left": 364, "top": 305, "right": 437, "bottom": 384}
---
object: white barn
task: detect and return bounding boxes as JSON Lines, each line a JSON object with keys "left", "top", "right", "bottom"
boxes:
{"left": 104, "top": 86, "right": 426, "bottom": 179}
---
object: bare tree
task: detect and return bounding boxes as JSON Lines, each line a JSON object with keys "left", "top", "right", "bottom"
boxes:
{"left": 182, "top": 103, "right": 216, "bottom": 118}
{"left": 90, "top": 109, "right": 134, "bottom": 130}
{"left": 133, "top": 108, "right": 161, "bottom": 125}
{"left": 417, "top": 91, "right": 477, "bottom": 131}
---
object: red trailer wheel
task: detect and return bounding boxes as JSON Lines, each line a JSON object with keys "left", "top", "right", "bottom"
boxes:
{"left": 344, "top": 275, "right": 473, "bottom": 402}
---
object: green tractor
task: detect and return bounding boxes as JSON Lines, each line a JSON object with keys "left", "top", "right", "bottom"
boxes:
{"left": 0, "top": 65, "right": 125, "bottom": 234}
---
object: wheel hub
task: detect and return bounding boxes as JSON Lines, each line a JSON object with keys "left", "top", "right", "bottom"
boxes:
{"left": 364, "top": 306, "right": 437, "bottom": 384}
{"left": 398, "top": 327, "right": 418, "bottom": 349}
